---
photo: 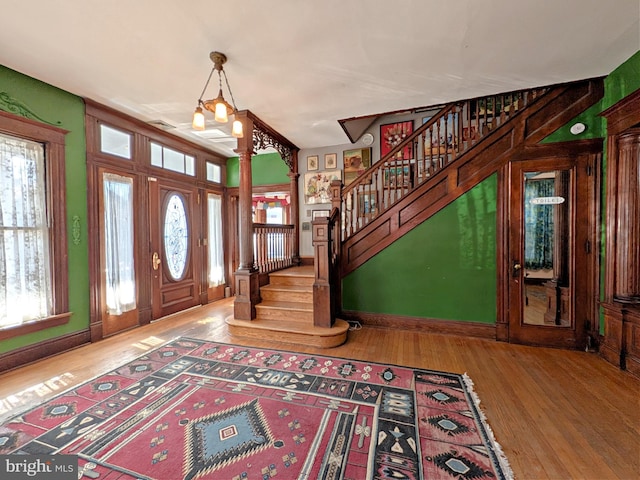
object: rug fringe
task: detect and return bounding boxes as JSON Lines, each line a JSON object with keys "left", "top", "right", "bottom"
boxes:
{"left": 462, "top": 373, "right": 515, "bottom": 480}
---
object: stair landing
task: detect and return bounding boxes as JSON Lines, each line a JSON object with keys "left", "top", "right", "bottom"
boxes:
{"left": 226, "top": 266, "right": 349, "bottom": 348}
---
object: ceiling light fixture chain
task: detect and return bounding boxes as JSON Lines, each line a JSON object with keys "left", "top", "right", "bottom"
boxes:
{"left": 192, "top": 51, "right": 244, "bottom": 138}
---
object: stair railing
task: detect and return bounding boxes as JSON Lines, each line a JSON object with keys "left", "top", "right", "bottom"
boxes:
{"left": 253, "top": 223, "right": 295, "bottom": 274}
{"left": 340, "top": 87, "right": 548, "bottom": 240}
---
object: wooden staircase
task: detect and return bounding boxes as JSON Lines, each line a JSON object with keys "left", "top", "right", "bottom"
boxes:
{"left": 226, "top": 266, "right": 349, "bottom": 348}
{"left": 227, "top": 79, "right": 605, "bottom": 348}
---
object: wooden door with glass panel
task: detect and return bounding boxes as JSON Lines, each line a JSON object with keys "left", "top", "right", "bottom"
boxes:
{"left": 508, "top": 155, "right": 592, "bottom": 349}
{"left": 98, "top": 168, "right": 139, "bottom": 336}
{"left": 149, "top": 179, "right": 200, "bottom": 319}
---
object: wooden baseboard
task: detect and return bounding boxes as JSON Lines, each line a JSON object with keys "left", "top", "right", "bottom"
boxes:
{"left": 342, "top": 310, "right": 496, "bottom": 339}
{"left": 0, "top": 330, "right": 91, "bottom": 374}
{"left": 299, "top": 256, "right": 315, "bottom": 267}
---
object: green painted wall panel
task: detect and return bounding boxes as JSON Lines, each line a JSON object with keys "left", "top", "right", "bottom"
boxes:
{"left": 543, "top": 50, "right": 640, "bottom": 144}
{"left": 343, "top": 175, "right": 498, "bottom": 323}
{"left": 603, "top": 50, "right": 640, "bottom": 110}
{"left": 227, "top": 152, "right": 289, "bottom": 187}
{"left": 0, "top": 65, "right": 88, "bottom": 354}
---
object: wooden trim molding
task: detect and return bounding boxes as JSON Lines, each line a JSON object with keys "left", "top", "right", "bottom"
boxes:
{"left": 0, "top": 313, "right": 72, "bottom": 341}
{"left": 0, "top": 109, "right": 70, "bottom": 342}
{"left": 0, "top": 329, "right": 90, "bottom": 374}
{"left": 342, "top": 310, "right": 496, "bottom": 339}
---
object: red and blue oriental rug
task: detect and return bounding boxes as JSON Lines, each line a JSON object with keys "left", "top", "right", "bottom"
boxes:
{"left": 0, "top": 338, "right": 513, "bottom": 479}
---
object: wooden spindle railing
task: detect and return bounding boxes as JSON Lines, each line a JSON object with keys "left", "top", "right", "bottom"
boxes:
{"left": 253, "top": 223, "right": 294, "bottom": 274}
{"left": 340, "top": 87, "right": 548, "bottom": 240}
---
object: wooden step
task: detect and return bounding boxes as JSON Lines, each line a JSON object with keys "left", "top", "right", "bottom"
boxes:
{"left": 225, "top": 316, "right": 349, "bottom": 349}
{"left": 260, "top": 284, "right": 313, "bottom": 303}
{"left": 255, "top": 300, "right": 313, "bottom": 322}
{"left": 268, "top": 266, "right": 315, "bottom": 286}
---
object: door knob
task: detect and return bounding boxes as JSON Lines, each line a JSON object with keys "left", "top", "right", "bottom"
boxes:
{"left": 512, "top": 262, "right": 522, "bottom": 277}
{"left": 152, "top": 252, "right": 161, "bottom": 270}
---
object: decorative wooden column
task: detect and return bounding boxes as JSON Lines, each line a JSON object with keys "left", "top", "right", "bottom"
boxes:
{"left": 600, "top": 89, "right": 640, "bottom": 377}
{"left": 233, "top": 111, "right": 260, "bottom": 320}
{"left": 288, "top": 150, "right": 301, "bottom": 266}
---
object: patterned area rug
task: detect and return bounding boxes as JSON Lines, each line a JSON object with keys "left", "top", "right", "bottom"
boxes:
{"left": 0, "top": 338, "right": 513, "bottom": 479}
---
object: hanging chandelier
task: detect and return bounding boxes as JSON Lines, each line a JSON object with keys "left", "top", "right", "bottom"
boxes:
{"left": 192, "top": 51, "right": 243, "bottom": 138}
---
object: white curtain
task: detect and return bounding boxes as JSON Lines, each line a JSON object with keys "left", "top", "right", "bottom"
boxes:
{"left": 103, "top": 173, "right": 136, "bottom": 315}
{"left": 208, "top": 193, "right": 225, "bottom": 287}
{"left": 0, "top": 133, "right": 52, "bottom": 327}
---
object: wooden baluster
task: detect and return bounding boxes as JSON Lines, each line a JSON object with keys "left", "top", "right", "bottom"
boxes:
{"left": 257, "top": 228, "right": 262, "bottom": 273}
{"left": 473, "top": 100, "right": 478, "bottom": 142}
{"left": 268, "top": 228, "right": 274, "bottom": 271}
{"left": 450, "top": 110, "right": 457, "bottom": 162}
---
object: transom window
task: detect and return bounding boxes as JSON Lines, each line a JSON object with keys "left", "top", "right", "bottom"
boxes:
{"left": 206, "top": 162, "right": 222, "bottom": 183}
{"left": 100, "top": 124, "right": 132, "bottom": 159}
{"left": 151, "top": 142, "right": 195, "bottom": 176}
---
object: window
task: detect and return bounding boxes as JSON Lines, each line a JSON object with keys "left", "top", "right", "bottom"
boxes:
{"left": 0, "top": 115, "right": 69, "bottom": 335}
{"left": 206, "top": 162, "right": 221, "bottom": 183}
{"left": 207, "top": 193, "right": 225, "bottom": 287}
{"left": 103, "top": 173, "right": 136, "bottom": 315}
{"left": 150, "top": 142, "right": 195, "bottom": 176}
{"left": 163, "top": 193, "right": 190, "bottom": 280}
{"left": 100, "top": 124, "right": 132, "bottom": 159}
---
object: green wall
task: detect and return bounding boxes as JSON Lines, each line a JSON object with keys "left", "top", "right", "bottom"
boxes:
{"left": 0, "top": 65, "right": 88, "bottom": 354}
{"left": 342, "top": 175, "right": 497, "bottom": 323}
{"left": 543, "top": 50, "right": 640, "bottom": 144}
{"left": 543, "top": 50, "right": 640, "bottom": 333}
{"left": 227, "top": 152, "right": 290, "bottom": 187}
{"left": 602, "top": 50, "right": 640, "bottom": 109}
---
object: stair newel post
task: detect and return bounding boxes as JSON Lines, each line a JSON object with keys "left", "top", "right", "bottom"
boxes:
{"left": 312, "top": 215, "right": 333, "bottom": 328}
{"left": 234, "top": 111, "right": 261, "bottom": 320}
{"left": 330, "top": 179, "right": 342, "bottom": 215}
{"left": 312, "top": 179, "right": 342, "bottom": 328}
{"left": 330, "top": 179, "right": 343, "bottom": 319}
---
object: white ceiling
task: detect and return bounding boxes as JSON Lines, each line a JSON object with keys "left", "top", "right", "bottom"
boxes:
{"left": 1, "top": 0, "right": 639, "bottom": 158}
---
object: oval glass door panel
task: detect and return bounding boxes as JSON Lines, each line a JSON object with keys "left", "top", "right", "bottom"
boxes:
{"left": 523, "top": 170, "right": 571, "bottom": 326}
{"left": 163, "top": 193, "right": 189, "bottom": 280}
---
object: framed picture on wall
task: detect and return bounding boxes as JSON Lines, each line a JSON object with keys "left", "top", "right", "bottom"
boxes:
{"left": 304, "top": 171, "right": 341, "bottom": 204}
{"left": 343, "top": 147, "right": 371, "bottom": 186}
{"left": 307, "top": 155, "right": 319, "bottom": 171}
{"left": 381, "top": 121, "right": 413, "bottom": 160}
{"left": 324, "top": 153, "right": 337, "bottom": 169}
{"left": 383, "top": 164, "right": 412, "bottom": 189}
{"left": 423, "top": 114, "right": 458, "bottom": 155}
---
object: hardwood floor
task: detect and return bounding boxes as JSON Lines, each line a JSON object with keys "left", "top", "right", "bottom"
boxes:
{"left": 1, "top": 297, "right": 638, "bottom": 479}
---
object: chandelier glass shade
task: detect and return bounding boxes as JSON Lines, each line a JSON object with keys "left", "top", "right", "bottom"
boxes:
{"left": 192, "top": 51, "right": 243, "bottom": 138}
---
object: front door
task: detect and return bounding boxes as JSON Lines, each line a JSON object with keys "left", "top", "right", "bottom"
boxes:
{"left": 149, "top": 179, "right": 200, "bottom": 319}
{"left": 508, "top": 153, "right": 594, "bottom": 349}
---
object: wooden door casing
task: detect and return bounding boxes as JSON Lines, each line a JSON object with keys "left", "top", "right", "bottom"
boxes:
{"left": 506, "top": 147, "right": 599, "bottom": 350}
